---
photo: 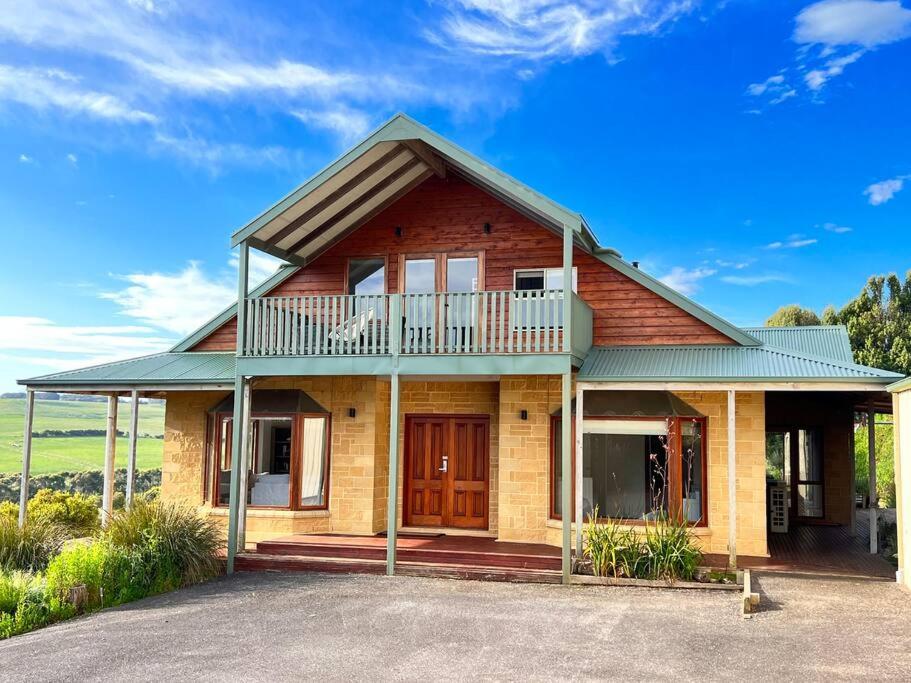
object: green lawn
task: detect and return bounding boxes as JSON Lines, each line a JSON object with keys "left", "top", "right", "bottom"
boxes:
{"left": 0, "top": 398, "right": 165, "bottom": 474}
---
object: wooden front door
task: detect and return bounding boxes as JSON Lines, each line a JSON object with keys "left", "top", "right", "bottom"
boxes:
{"left": 404, "top": 415, "right": 489, "bottom": 529}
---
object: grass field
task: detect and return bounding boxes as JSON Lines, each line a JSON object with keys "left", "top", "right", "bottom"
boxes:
{"left": 0, "top": 398, "right": 165, "bottom": 474}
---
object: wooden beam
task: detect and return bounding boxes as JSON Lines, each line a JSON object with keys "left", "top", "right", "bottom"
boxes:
{"left": 125, "top": 389, "right": 139, "bottom": 508}
{"left": 285, "top": 157, "right": 423, "bottom": 256}
{"left": 237, "top": 378, "right": 252, "bottom": 552}
{"left": 562, "top": 223, "right": 573, "bottom": 353}
{"left": 402, "top": 139, "right": 445, "bottom": 178}
{"left": 869, "top": 404, "right": 878, "bottom": 553}
{"left": 574, "top": 383, "right": 584, "bottom": 559}
{"left": 266, "top": 146, "right": 407, "bottom": 247}
{"left": 727, "top": 389, "right": 737, "bottom": 569}
{"left": 101, "top": 394, "right": 118, "bottom": 526}
{"left": 561, "top": 371, "right": 572, "bottom": 583}
{"left": 226, "top": 242, "right": 249, "bottom": 574}
{"left": 298, "top": 169, "right": 434, "bottom": 267}
{"left": 18, "top": 389, "right": 34, "bottom": 527}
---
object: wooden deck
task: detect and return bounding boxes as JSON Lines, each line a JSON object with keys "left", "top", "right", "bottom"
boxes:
{"left": 708, "top": 516, "right": 896, "bottom": 579}
{"left": 235, "top": 533, "right": 563, "bottom": 583}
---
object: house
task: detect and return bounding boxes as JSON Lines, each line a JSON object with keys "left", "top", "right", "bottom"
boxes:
{"left": 891, "top": 377, "right": 911, "bottom": 590}
{"left": 16, "top": 114, "right": 905, "bottom": 583}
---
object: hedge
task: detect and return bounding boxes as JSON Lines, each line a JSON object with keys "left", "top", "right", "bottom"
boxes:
{"left": 0, "top": 470, "right": 161, "bottom": 504}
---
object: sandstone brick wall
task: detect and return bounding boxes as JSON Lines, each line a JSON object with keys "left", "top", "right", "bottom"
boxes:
{"left": 162, "top": 391, "right": 227, "bottom": 504}
{"left": 498, "top": 376, "right": 562, "bottom": 543}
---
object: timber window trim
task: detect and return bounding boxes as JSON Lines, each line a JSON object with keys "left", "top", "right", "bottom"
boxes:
{"left": 549, "top": 415, "right": 708, "bottom": 526}
{"left": 209, "top": 411, "right": 331, "bottom": 511}
{"left": 397, "top": 251, "right": 486, "bottom": 293}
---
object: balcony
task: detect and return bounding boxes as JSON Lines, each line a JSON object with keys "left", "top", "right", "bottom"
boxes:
{"left": 242, "top": 290, "right": 591, "bottom": 361}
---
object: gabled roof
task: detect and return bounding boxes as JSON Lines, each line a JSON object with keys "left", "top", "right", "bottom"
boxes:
{"left": 230, "top": 113, "right": 599, "bottom": 266}
{"left": 578, "top": 344, "right": 903, "bottom": 383}
{"left": 20, "top": 353, "right": 235, "bottom": 388}
{"left": 741, "top": 326, "right": 853, "bottom": 363}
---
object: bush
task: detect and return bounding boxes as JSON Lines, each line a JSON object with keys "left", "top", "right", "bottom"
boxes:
{"left": 45, "top": 542, "right": 107, "bottom": 608}
{"left": 0, "top": 469, "right": 162, "bottom": 505}
{"left": 0, "top": 516, "right": 66, "bottom": 572}
{"left": 105, "top": 499, "right": 223, "bottom": 587}
{"left": 582, "top": 512, "right": 702, "bottom": 582}
{"left": 0, "top": 570, "right": 71, "bottom": 640}
{"left": 26, "top": 490, "right": 100, "bottom": 537}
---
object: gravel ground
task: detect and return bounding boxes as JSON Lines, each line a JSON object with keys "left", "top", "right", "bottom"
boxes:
{"left": 1, "top": 571, "right": 909, "bottom": 682}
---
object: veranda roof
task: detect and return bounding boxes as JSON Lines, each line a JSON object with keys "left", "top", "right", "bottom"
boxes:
{"left": 552, "top": 390, "right": 702, "bottom": 417}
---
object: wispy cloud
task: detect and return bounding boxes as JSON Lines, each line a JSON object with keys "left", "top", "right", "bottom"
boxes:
{"left": 152, "top": 132, "right": 295, "bottom": 173}
{"left": 292, "top": 108, "right": 373, "bottom": 145}
{"left": 429, "top": 0, "right": 697, "bottom": 61}
{"left": 864, "top": 175, "right": 907, "bottom": 205}
{"left": 765, "top": 234, "right": 818, "bottom": 249}
{"left": 715, "top": 258, "right": 753, "bottom": 269}
{"left": 66, "top": 153, "right": 78, "bottom": 166}
{"left": 18, "top": 153, "right": 32, "bottom": 163}
{"left": 747, "top": 0, "right": 911, "bottom": 108}
{"left": 720, "top": 274, "right": 791, "bottom": 286}
{"left": 659, "top": 266, "right": 716, "bottom": 296}
{"left": 822, "top": 222, "right": 852, "bottom": 233}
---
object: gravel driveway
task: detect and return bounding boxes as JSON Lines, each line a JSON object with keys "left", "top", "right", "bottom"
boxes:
{"left": 1, "top": 571, "right": 909, "bottom": 681}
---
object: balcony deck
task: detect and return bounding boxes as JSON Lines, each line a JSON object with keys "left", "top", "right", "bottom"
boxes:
{"left": 236, "top": 289, "right": 592, "bottom": 377}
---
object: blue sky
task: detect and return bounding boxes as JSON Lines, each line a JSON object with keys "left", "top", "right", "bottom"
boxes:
{"left": 0, "top": 0, "right": 910, "bottom": 390}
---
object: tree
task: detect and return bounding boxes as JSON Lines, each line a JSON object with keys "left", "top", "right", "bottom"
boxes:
{"left": 825, "top": 272, "right": 911, "bottom": 376}
{"left": 765, "top": 304, "right": 821, "bottom": 327}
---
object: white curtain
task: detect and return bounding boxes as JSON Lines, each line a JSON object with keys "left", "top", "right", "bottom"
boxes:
{"left": 300, "top": 417, "right": 326, "bottom": 505}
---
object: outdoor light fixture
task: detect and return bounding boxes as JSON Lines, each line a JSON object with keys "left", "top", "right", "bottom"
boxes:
{"left": 483, "top": 222, "right": 491, "bottom": 234}
{"left": 520, "top": 410, "right": 528, "bottom": 420}
{"left": 395, "top": 226, "right": 403, "bottom": 237}
{"left": 348, "top": 408, "right": 356, "bottom": 418}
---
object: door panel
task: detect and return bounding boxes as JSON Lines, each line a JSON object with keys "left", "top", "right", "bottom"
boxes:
{"left": 404, "top": 415, "right": 489, "bottom": 529}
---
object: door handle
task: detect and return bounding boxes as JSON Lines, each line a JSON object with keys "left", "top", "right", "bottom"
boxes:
{"left": 439, "top": 456, "right": 448, "bottom": 473}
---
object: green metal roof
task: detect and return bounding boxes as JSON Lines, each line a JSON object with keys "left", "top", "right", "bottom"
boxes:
{"left": 578, "top": 344, "right": 903, "bottom": 383}
{"left": 741, "top": 326, "right": 853, "bottom": 363}
{"left": 19, "top": 353, "right": 235, "bottom": 387}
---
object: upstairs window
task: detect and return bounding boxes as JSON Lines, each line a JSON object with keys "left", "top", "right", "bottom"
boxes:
{"left": 513, "top": 268, "right": 577, "bottom": 328}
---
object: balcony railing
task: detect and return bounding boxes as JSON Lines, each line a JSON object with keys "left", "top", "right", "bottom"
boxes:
{"left": 244, "top": 290, "right": 584, "bottom": 357}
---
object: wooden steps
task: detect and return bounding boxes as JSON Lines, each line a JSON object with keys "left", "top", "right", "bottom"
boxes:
{"left": 235, "top": 553, "right": 562, "bottom": 584}
{"left": 255, "top": 537, "right": 561, "bottom": 571}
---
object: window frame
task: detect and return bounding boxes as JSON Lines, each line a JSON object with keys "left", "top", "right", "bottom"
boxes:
{"left": 209, "top": 411, "right": 331, "bottom": 512}
{"left": 549, "top": 414, "right": 708, "bottom": 527}
{"left": 344, "top": 255, "right": 389, "bottom": 296}
{"left": 513, "top": 267, "right": 578, "bottom": 293}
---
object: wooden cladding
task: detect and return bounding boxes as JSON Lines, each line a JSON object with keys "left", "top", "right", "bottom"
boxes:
{"left": 243, "top": 289, "right": 571, "bottom": 356}
{"left": 190, "top": 175, "right": 735, "bottom": 351}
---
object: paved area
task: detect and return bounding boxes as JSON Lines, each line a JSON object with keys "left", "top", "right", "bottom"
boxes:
{"left": 1, "top": 571, "right": 910, "bottom": 681}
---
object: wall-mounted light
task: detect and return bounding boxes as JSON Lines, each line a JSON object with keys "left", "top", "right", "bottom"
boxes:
{"left": 483, "top": 222, "right": 491, "bottom": 234}
{"left": 395, "top": 226, "right": 403, "bottom": 238}
{"left": 520, "top": 410, "right": 528, "bottom": 421}
{"left": 348, "top": 408, "right": 357, "bottom": 419}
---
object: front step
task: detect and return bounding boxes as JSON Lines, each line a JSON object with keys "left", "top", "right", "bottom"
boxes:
{"left": 255, "top": 539, "right": 561, "bottom": 571}
{"left": 235, "top": 553, "right": 562, "bottom": 584}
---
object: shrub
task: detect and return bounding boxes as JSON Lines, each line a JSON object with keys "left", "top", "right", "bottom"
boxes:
{"left": 105, "top": 499, "right": 222, "bottom": 587}
{"left": 0, "top": 570, "right": 32, "bottom": 614}
{"left": 0, "top": 571, "right": 70, "bottom": 640}
{"left": 26, "top": 489, "right": 100, "bottom": 537}
{"left": 642, "top": 518, "right": 702, "bottom": 582}
{"left": 0, "top": 501, "right": 16, "bottom": 521}
{"left": 45, "top": 542, "right": 107, "bottom": 608}
{"left": 0, "top": 516, "right": 66, "bottom": 572}
{"left": 583, "top": 508, "right": 644, "bottom": 578}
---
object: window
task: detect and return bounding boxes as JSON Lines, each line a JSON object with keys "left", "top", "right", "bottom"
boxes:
{"left": 767, "top": 426, "right": 823, "bottom": 519}
{"left": 551, "top": 416, "right": 707, "bottom": 525}
{"left": 347, "top": 258, "right": 385, "bottom": 296}
{"left": 211, "top": 413, "right": 330, "bottom": 510}
{"left": 514, "top": 268, "right": 578, "bottom": 293}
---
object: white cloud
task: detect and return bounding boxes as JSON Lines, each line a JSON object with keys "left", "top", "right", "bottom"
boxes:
{"left": 794, "top": 0, "right": 911, "bottom": 47}
{"left": 292, "top": 108, "right": 373, "bottom": 145}
{"left": 430, "top": 0, "right": 697, "bottom": 61}
{"left": 66, "top": 153, "right": 78, "bottom": 165}
{"left": 765, "top": 235, "right": 818, "bottom": 249}
{"left": 659, "top": 266, "right": 716, "bottom": 296}
{"left": 18, "top": 153, "right": 32, "bottom": 163}
{"left": 0, "top": 316, "right": 174, "bottom": 376}
{"left": 228, "top": 250, "right": 287, "bottom": 289}
{"left": 715, "top": 258, "right": 753, "bottom": 269}
{"left": 721, "top": 274, "right": 791, "bottom": 286}
{"left": 0, "top": 64, "right": 157, "bottom": 124}
{"left": 152, "top": 132, "right": 293, "bottom": 173}
{"left": 864, "top": 175, "right": 906, "bottom": 205}
{"left": 100, "top": 262, "right": 235, "bottom": 335}
{"left": 803, "top": 48, "right": 865, "bottom": 90}
{"left": 822, "top": 222, "right": 852, "bottom": 233}
{"left": 749, "top": 0, "right": 911, "bottom": 106}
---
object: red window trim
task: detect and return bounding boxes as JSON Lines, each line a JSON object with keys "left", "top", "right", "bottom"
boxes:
{"left": 549, "top": 414, "right": 708, "bottom": 527}
{"left": 209, "top": 411, "right": 331, "bottom": 512}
